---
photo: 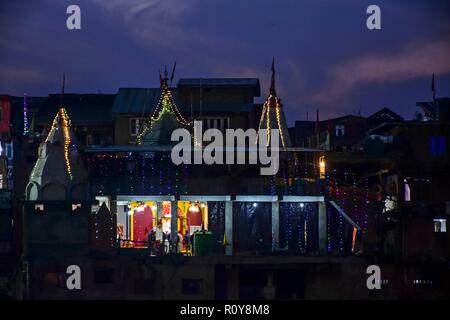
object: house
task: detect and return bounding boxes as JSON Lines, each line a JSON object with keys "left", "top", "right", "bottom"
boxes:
{"left": 112, "top": 78, "right": 261, "bottom": 145}
{"left": 291, "top": 107, "right": 403, "bottom": 151}
{"left": 34, "top": 93, "right": 116, "bottom": 146}
{"left": 366, "top": 121, "right": 450, "bottom": 261}
{"left": 416, "top": 97, "right": 450, "bottom": 122}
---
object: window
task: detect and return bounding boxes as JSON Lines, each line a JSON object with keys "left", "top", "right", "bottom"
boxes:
{"left": 129, "top": 118, "right": 145, "bottom": 136}
{"left": 86, "top": 134, "right": 93, "bottom": 145}
{"left": 433, "top": 219, "right": 447, "bottom": 233}
{"left": 201, "top": 118, "right": 229, "bottom": 131}
{"left": 182, "top": 279, "right": 203, "bottom": 295}
{"left": 429, "top": 136, "right": 446, "bottom": 156}
{"left": 335, "top": 125, "right": 345, "bottom": 137}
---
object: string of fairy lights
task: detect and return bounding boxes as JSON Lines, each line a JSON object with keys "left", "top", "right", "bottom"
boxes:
{"left": 23, "top": 94, "right": 29, "bottom": 134}
{"left": 257, "top": 94, "right": 289, "bottom": 148}
{"left": 85, "top": 150, "right": 370, "bottom": 254}
{"left": 86, "top": 152, "right": 189, "bottom": 196}
{"left": 45, "top": 108, "right": 73, "bottom": 180}
{"left": 136, "top": 79, "right": 189, "bottom": 145}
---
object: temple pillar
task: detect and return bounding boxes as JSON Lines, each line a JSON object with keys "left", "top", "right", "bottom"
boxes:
{"left": 170, "top": 200, "right": 178, "bottom": 252}
{"left": 225, "top": 200, "right": 233, "bottom": 256}
{"left": 318, "top": 201, "right": 327, "bottom": 254}
{"left": 271, "top": 200, "right": 280, "bottom": 252}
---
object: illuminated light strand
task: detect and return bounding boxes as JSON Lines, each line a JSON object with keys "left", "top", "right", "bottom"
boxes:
{"left": 266, "top": 100, "right": 270, "bottom": 146}
{"left": 137, "top": 85, "right": 189, "bottom": 145}
{"left": 273, "top": 96, "right": 287, "bottom": 147}
{"left": 46, "top": 108, "right": 73, "bottom": 179}
{"left": 23, "top": 94, "right": 29, "bottom": 134}
{"left": 257, "top": 94, "right": 288, "bottom": 148}
{"left": 256, "top": 102, "right": 267, "bottom": 144}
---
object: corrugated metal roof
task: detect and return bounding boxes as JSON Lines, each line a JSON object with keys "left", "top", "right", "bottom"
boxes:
{"left": 178, "top": 78, "right": 260, "bottom": 86}
{"left": 178, "top": 101, "right": 254, "bottom": 113}
{"left": 111, "top": 88, "right": 162, "bottom": 114}
{"left": 113, "top": 88, "right": 254, "bottom": 114}
{"left": 178, "top": 78, "right": 260, "bottom": 96}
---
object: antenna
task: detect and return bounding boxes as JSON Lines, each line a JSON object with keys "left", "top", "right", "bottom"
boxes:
{"left": 270, "top": 57, "right": 276, "bottom": 96}
{"left": 432, "top": 73, "right": 436, "bottom": 101}
{"left": 170, "top": 61, "right": 177, "bottom": 87}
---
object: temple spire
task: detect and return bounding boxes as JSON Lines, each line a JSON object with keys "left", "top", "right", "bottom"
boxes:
{"left": 137, "top": 65, "right": 190, "bottom": 146}
{"left": 257, "top": 59, "right": 292, "bottom": 148}
{"left": 61, "top": 74, "right": 66, "bottom": 106}
{"left": 161, "top": 65, "right": 169, "bottom": 89}
{"left": 170, "top": 61, "right": 177, "bottom": 86}
{"left": 269, "top": 57, "right": 277, "bottom": 96}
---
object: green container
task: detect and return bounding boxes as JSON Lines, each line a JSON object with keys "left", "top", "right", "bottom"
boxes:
{"left": 193, "top": 231, "right": 213, "bottom": 256}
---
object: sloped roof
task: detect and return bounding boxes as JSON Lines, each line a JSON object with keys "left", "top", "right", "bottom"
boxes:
{"left": 113, "top": 88, "right": 254, "bottom": 114}
{"left": 112, "top": 88, "right": 162, "bottom": 114}
{"left": 368, "top": 107, "right": 403, "bottom": 122}
{"left": 178, "top": 78, "right": 260, "bottom": 94}
{"left": 177, "top": 101, "right": 254, "bottom": 113}
{"left": 36, "top": 94, "right": 116, "bottom": 125}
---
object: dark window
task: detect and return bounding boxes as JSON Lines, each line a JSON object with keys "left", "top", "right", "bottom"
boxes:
{"left": 86, "top": 134, "right": 93, "bottom": 145}
{"left": 93, "top": 268, "right": 114, "bottom": 284}
{"left": 129, "top": 118, "right": 144, "bottom": 136}
{"left": 182, "top": 279, "right": 203, "bottom": 295}
{"left": 429, "top": 136, "right": 446, "bottom": 156}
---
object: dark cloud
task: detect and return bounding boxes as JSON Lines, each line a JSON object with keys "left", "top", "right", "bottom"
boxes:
{"left": 0, "top": 0, "right": 449, "bottom": 124}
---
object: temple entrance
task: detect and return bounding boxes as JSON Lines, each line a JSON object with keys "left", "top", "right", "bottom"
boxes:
{"left": 116, "top": 198, "right": 209, "bottom": 254}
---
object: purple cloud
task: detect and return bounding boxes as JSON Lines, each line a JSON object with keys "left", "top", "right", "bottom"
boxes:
{"left": 311, "top": 40, "right": 450, "bottom": 104}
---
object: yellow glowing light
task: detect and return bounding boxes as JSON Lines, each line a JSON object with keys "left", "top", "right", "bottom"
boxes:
{"left": 46, "top": 108, "right": 73, "bottom": 179}
{"left": 256, "top": 94, "right": 288, "bottom": 148}
{"left": 319, "top": 156, "right": 326, "bottom": 179}
{"left": 137, "top": 84, "right": 189, "bottom": 144}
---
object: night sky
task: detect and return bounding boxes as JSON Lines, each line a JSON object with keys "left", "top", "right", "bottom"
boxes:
{"left": 1, "top": 0, "right": 449, "bottom": 125}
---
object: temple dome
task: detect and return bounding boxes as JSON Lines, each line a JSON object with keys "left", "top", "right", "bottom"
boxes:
{"left": 26, "top": 108, "right": 88, "bottom": 201}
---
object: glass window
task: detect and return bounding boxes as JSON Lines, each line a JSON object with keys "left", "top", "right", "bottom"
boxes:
{"left": 335, "top": 125, "right": 345, "bottom": 137}
{"left": 129, "top": 118, "right": 144, "bottom": 136}
{"left": 433, "top": 219, "right": 447, "bottom": 233}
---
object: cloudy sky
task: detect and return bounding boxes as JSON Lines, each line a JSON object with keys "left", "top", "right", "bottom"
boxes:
{"left": 1, "top": 0, "right": 449, "bottom": 124}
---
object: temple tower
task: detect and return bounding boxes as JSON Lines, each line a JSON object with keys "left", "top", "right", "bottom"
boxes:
{"left": 25, "top": 108, "right": 88, "bottom": 201}
{"left": 257, "top": 58, "right": 292, "bottom": 148}
{"left": 137, "top": 65, "right": 191, "bottom": 146}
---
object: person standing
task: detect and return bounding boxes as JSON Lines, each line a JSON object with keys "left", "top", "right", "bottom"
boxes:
{"left": 183, "top": 231, "right": 191, "bottom": 256}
